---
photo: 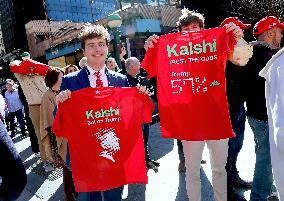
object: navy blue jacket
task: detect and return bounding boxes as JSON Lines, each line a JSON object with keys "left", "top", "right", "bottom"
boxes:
{"left": 0, "top": 120, "right": 27, "bottom": 200}
{"left": 61, "top": 67, "right": 129, "bottom": 92}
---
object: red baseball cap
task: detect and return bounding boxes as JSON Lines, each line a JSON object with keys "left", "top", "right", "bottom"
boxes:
{"left": 220, "top": 17, "right": 251, "bottom": 29}
{"left": 253, "top": 16, "right": 284, "bottom": 37}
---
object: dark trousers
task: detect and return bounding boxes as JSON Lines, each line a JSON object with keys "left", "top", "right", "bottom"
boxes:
{"left": 142, "top": 123, "right": 150, "bottom": 162}
{"left": 226, "top": 104, "right": 246, "bottom": 190}
{"left": 24, "top": 108, "right": 39, "bottom": 153}
{"left": 177, "top": 140, "right": 185, "bottom": 162}
{"left": 4, "top": 117, "right": 10, "bottom": 131}
{"left": 0, "top": 120, "right": 27, "bottom": 201}
{"left": 63, "top": 166, "right": 76, "bottom": 201}
{"left": 8, "top": 109, "right": 26, "bottom": 135}
{"left": 77, "top": 186, "right": 124, "bottom": 201}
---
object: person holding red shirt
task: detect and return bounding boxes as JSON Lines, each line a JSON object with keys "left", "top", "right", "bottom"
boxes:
{"left": 220, "top": 17, "right": 253, "bottom": 201}
{"left": 244, "top": 16, "right": 283, "bottom": 201}
{"left": 143, "top": 8, "right": 246, "bottom": 201}
{"left": 56, "top": 24, "right": 149, "bottom": 201}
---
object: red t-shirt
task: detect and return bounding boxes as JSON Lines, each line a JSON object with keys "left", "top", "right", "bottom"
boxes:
{"left": 52, "top": 87, "right": 154, "bottom": 192}
{"left": 141, "top": 27, "right": 236, "bottom": 141}
{"left": 10, "top": 59, "right": 50, "bottom": 76}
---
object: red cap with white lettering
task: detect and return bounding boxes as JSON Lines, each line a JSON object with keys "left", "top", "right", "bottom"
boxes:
{"left": 253, "top": 16, "right": 284, "bottom": 37}
{"left": 220, "top": 17, "right": 251, "bottom": 29}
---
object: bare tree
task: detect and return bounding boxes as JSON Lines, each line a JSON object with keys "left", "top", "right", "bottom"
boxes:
{"left": 224, "top": 0, "right": 284, "bottom": 22}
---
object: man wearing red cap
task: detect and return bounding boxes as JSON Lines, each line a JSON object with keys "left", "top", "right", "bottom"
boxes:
{"left": 259, "top": 47, "right": 284, "bottom": 201}
{"left": 220, "top": 17, "right": 253, "bottom": 201}
{"left": 244, "top": 16, "right": 283, "bottom": 201}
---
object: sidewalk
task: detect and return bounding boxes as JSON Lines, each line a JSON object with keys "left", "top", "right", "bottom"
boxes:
{"left": 14, "top": 122, "right": 279, "bottom": 201}
{"left": 13, "top": 134, "right": 64, "bottom": 200}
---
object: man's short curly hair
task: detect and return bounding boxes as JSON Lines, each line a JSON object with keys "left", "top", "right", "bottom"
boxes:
{"left": 78, "top": 24, "right": 110, "bottom": 49}
{"left": 176, "top": 8, "right": 205, "bottom": 31}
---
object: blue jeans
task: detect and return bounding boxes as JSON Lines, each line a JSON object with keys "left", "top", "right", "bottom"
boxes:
{"left": 226, "top": 104, "right": 246, "bottom": 183}
{"left": 77, "top": 186, "right": 124, "bottom": 201}
{"left": 248, "top": 117, "right": 273, "bottom": 201}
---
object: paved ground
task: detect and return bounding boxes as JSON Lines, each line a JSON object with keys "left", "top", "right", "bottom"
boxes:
{"left": 13, "top": 121, "right": 279, "bottom": 201}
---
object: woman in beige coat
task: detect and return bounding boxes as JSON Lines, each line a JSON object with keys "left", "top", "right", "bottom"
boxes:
{"left": 40, "top": 67, "right": 76, "bottom": 201}
{"left": 40, "top": 67, "right": 65, "bottom": 171}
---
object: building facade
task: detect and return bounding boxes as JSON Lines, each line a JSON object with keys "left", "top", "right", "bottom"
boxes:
{"left": 44, "top": 0, "right": 117, "bottom": 22}
{"left": 0, "top": 24, "right": 5, "bottom": 56}
{"left": 26, "top": 4, "right": 181, "bottom": 67}
{"left": 0, "top": 0, "right": 46, "bottom": 57}
{"left": 0, "top": 0, "right": 16, "bottom": 56}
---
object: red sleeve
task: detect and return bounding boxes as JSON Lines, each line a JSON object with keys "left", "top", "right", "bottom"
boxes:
{"left": 141, "top": 95, "right": 155, "bottom": 124}
{"left": 225, "top": 29, "right": 237, "bottom": 54}
{"left": 10, "top": 59, "right": 50, "bottom": 76}
{"left": 141, "top": 41, "right": 159, "bottom": 79}
{"left": 52, "top": 104, "right": 66, "bottom": 138}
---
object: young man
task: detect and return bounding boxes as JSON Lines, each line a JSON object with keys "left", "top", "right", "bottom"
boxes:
{"left": 244, "top": 16, "right": 283, "bottom": 201}
{"left": 143, "top": 9, "right": 246, "bottom": 201}
{"left": 56, "top": 24, "right": 149, "bottom": 201}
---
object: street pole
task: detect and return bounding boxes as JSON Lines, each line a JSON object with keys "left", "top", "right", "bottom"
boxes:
{"left": 113, "top": 28, "right": 122, "bottom": 69}
{"left": 116, "top": 0, "right": 122, "bottom": 10}
{"left": 107, "top": 13, "right": 123, "bottom": 70}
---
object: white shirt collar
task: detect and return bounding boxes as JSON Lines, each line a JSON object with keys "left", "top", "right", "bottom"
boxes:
{"left": 86, "top": 65, "right": 106, "bottom": 75}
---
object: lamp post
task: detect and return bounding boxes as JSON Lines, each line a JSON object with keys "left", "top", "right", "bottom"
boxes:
{"left": 107, "top": 13, "right": 122, "bottom": 69}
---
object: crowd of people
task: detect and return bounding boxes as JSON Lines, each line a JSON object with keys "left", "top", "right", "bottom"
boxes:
{"left": 0, "top": 7, "right": 284, "bottom": 201}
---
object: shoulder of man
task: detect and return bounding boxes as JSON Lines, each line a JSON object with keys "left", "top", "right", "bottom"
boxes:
{"left": 250, "top": 41, "right": 274, "bottom": 56}
{"left": 261, "top": 47, "right": 284, "bottom": 77}
{"left": 137, "top": 76, "right": 155, "bottom": 98}
{"left": 245, "top": 42, "right": 274, "bottom": 64}
{"left": 266, "top": 47, "right": 284, "bottom": 66}
{"left": 107, "top": 69, "right": 127, "bottom": 79}
{"left": 61, "top": 68, "right": 88, "bottom": 91}
{"left": 107, "top": 69, "right": 129, "bottom": 87}
{"left": 64, "top": 68, "right": 84, "bottom": 78}
{"left": 137, "top": 76, "right": 153, "bottom": 86}
{"left": 63, "top": 68, "right": 88, "bottom": 83}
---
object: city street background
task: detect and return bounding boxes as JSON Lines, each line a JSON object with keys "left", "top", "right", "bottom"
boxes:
{"left": 13, "top": 120, "right": 278, "bottom": 201}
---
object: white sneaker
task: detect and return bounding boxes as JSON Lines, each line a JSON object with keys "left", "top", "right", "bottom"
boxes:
{"left": 269, "top": 191, "right": 278, "bottom": 198}
{"left": 34, "top": 152, "right": 40, "bottom": 158}
{"left": 43, "top": 162, "right": 54, "bottom": 172}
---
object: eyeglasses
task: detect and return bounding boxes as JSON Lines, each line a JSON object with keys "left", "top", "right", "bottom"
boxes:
{"left": 107, "top": 61, "right": 116, "bottom": 63}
